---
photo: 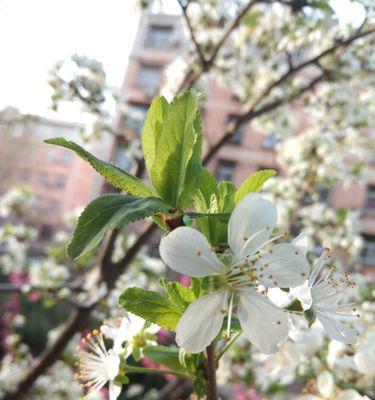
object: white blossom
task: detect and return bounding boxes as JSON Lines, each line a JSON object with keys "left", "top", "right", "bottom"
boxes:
{"left": 160, "top": 193, "right": 309, "bottom": 353}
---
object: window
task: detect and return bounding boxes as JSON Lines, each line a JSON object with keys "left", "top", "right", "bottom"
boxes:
{"left": 125, "top": 103, "right": 150, "bottom": 132}
{"left": 361, "top": 235, "right": 375, "bottom": 266}
{"left": 262, "top": 132, "right": 279, "bottom": 149}
{"left": 19, "top": 169, "right": 31, "bottom": 182}
{"left": 55, "top": 175, "right": 66, "bottom": 189}
{"left": 137, "top": 65, "right": 162, "bottom": 90}
{"left": 45, "top": 152, "right": 55, "bottom": 164}
{"left": 227, "top": 115, "right": 245, "bottom": 144}
{"left": 365, "top": 185, "right": 375, "bottom": 211}
{"left": 317, "top": 187, "right": 330, "bottom": 203}
{"left": 216, "top": 160, "right": 235, "bottom": 182}
{"left": 145, "top": 25, "right": 173, "bottom": 48}
{"left": 46, "top": 199, "right": 59, "bottom": 212}
{"left": 38, "top": 172, "right": 49, "bottom": 187}
{"left": 61, "top": 151, "right": 72, "bottom": 165}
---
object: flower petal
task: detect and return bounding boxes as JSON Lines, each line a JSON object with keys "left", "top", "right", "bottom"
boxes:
{"left": 159, "top": 227, "right": 222, "bottom": 277}
{"left": 107, "top": 350, "right": 120, "bottom": 380}
{"left": 175, "top": 290, "right": 226, "bottom": 353}
{"left": 336, "top": 389, "right": 370, "bottom": 400}
{"left": 290, "top": 281, "right": 313, "bottom": 310}
{"left": 109, "top": 381, "right": 122, "bottom": 400}
{"left": 268, "top": 287, "right": 294, "bottom": 308}
{"left": 228, "top": 193, "right": 277, "bottom": 260}
{"left": 237, "top": 290, "right": 288, "bottom": 354}
{"left": 292, "top": 232, "right": 309, "bottom": 257}
{"left": 316, "top": 371, "right": 335, "bottom": 399}
{"left": 255, "top": 243, "right": 310, "bottom": 288}
{"left": 317, "top": 312, "right": 358, "bottom": 345}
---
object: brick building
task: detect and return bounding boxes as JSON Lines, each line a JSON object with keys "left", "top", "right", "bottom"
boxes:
{"left": 118, "top": 10, "right": 375, "bottom": 269}
{"left": 0, "top": 107, "right": 107, "bottom": 230}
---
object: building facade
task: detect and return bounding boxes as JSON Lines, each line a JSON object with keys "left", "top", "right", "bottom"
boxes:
{"left": 0, "top": 107, "right": 106, "bottom": 231}
{"left": 118, "top": 10, "right": 375, "bottom": 270}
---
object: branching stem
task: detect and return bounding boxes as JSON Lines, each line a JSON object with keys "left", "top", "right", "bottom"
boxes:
{"left": 216, "top": 332, "right": 242, "bottom": 362}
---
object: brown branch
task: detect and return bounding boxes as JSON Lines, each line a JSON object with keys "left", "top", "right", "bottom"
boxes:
{"left": 178, "top": 0, "right": 260, "bottom": 91}
{"left": 203, "top": 26, "right": 375, "bottom": 164}
{"left": 247, "top": 26, "right": 375, "bottom": 112}
{"left": 156, "top": 378, "right": 188, "bottom": 399}
{"left": 179, "top": 1, "right": 207, "bottom": 68}
{"left": 206, "top": 0, "right": 260, "bottom": 66}
{"left": 205, "top": 344, "right": 218, "bottom": 400}
{"left": 4, "top": 306, "right": 92, "bottom": 400}
{"left": 203, "top": 72, "right": 325, "bottom": 164}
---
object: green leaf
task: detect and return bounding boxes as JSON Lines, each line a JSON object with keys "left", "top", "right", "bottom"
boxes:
{"left": 150, "top": 91, "right": 202, "bottom": 208}
{"left": 143, "top": 345, "right": 193, "bottom": 374}
{"left": 193, "top": 168, "right": 218, "bottom": 213}
{"left": 186, "top": 212, "right": 231, "bottom": 223}
{"left": 213, "top": 181, "right": 237, "bottom": 245}
{"left": 234, "top": 169, "right": 276, "bottom": 203}
{"left": 119, "top": 287, "right": 183, "bottom": 330}
{"left": 193, "top": 169, "right": 219, "bottom": 243}
{"left": 217, "top": 181, "right": 236, "bottom": 212}
{"left": 178, "top": 112, "right": 203, "bottom": 207}
{"left": 142, "top": 96, "right": 170, "bottom": 174}
{"left": 44, "top": 137, "right": 154, "bottom": 197}
{"left": 304, "top": 308, "right": 316, "bottom": 328}
{"left": 193, "top": 173, "right": 236, "bottom": 246}
{"left": 159, "top": 278, "right": 197, "bottom": 311}
{"left": 67, "top": 195, "right": 171, "bottom": 259}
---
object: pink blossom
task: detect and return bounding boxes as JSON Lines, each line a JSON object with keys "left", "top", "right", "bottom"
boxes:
{"left": 180, "top": 275, "right": 191, "bottom": 287}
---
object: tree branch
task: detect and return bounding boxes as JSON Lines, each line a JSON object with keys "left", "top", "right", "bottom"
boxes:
{"left": 4, "top": 306, "right": 92, "bottom": 400}
{"left": 247, "top": 26, "right": 375, "bottom": 112}
{"left": 178, "top": 0, "right": 260, "bottom": 91}
{"left": 179, "top": 0, "right": 207, "bottom": 68}
{"left": 203, "top": 26, "right": 375, "bottom": 164}
{"left": 205, "top": 343, "right": 218, "bottom": 400}
{"left": 203, "top": 72, "right": 325, "bottom": 164}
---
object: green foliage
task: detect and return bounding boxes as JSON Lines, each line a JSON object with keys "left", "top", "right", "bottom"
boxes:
{"left": 234, "top": 169, "right": 276, "bottom": 203}
{"left": 44, "top": 138, "right": 154, "bottom": 197}
{"left": 119, "top": 287, "right": 183, "bottom": 330}
{"left": 143, "top": 345, "right": 194, "bottom": 375}
{"left": 193, "top": 170, "right": 236, "bottom": 246}
{"left": 159, "top": 278, "right": 197, "bottom": 311}
{"left": 120, "top": 279, "right": 200, "bottom": 331}
{"left": 67, "top": 195, "right": 171, "bottom": 259}
{"left": 193, "top": 169, "right": 275, "bottom": 246}
{"left": 148, "top": 91, "right": 203, "bottom": 208}
{"left": 142, "top": 95, "right": 169, "bottom": 174}
{"left": 304, "top": 308, "right": 317, "bottom": 328}
{"left": 193, "top": 169, "right": 219, "bottom": 243}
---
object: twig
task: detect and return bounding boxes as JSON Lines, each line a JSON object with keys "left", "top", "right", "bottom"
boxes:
{"left": 178, "top": 0, "right": 260, "bottom": 91}
{"left": 203, "top": 71, "right": 325, "bottom": 164}
{"left": 216, "top": 332, "right": 242, "bottom": 361}
{"left": 247, "top": 26, "right": 375, "bottom": 113}
{"left": 157, "top": 379, "right": 185, "bottom": 400}
{"left": 179, "top": 0, "right": 207, "bottom": 68}
{"left": 203, "top": 27, "right": 375, "bottom": 164}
